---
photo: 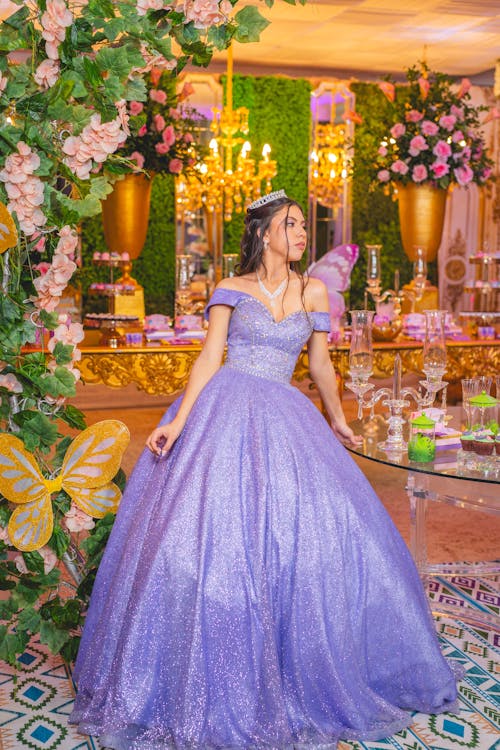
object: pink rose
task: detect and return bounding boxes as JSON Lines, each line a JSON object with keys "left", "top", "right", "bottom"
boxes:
{"left": 34, "top": 261, "right": 51, "bottom": 275}
{"left": 138, "top": 125, "right": 148, "bottom": 137}
{"left": 451, "top": 130, "right": 464, "bottom": 143}
{"left": 183, "top": 0, "right": 232, "bottom": 29}
{"left": 64, "top": 504, "right": 95, "bottom": 532}
{"left": 390, "top": 123, "right": 405, "bottom": 139}
{"left": 179, "top": 81, "right": 196, "bottom": 101}
{"left": 153, "top": 113, "right": 166, "bottom": 132}
{"left": 34, "top": 59, "right": 60, "bottom": 89}
{"left": 480, "top": 167, "right": 492, "bottom": 181}
{"left": 378, "top": 145, "right": 388, "bottom": 157}
{"left": 168, "top": 158, "right": 183, "bottom": 174}
{"left": 421, "top": 120, "right": 439, "bottom": 136}
{"left": 130, "top": 151, "right": 145, "bottom": 170}
{"left": 183, "top": 132, "right": 194, "bottom": 144}
{"left": 412, "top": 165, "right": 428, "bottom": 183}
{"left": 150, "top": 89, "right": 167, "bottom": 104}
{"left": 390, "top": 159, "right": 409, "bottom": 175}
{"left": 0, "top": 373, "right": 23, "bottom": 393}
{"left": 418, "top": 76, "right": 430, "bottom": 99}
{"left": 56, "top": 225, "right": 79, "bottom": 256}
{"left": 137, "top": 0, "right": 164, "bottom": 15}
{"left": 431, "top": 161, "right": 450, "bottom": 178}
{"left": 432, "top": 140, "right": 452, "bottom": 160}
{"left": 129, "top": 101, "right": 144, "bottom": 116}
{"left": 169, "top": 107, "right": 180, "bottom": 120}
{"left": 450, "top": 105, "right": 464, "bottom": 121}
{"left": 162, "top": 125, "right": 176, "bottom": 147}
{"left": 457, "top": 78, "right": 471, "bottom": 99}
{"left": 454, "top": 164, "right": 474, "bottom": 186}
{"left": 155, "top": 142, "right": 169, "bottom": 154}
{"left": 377, "top": 169, "right": 390, "bottom": 183}
{"left": 377, "top": 81, "right": 395, "bottom": 102}
{"left": 408, "top": 135, "right": 428, "bottom": 157}
{"left": 439, "top": 114, "right": 456, "bottom": 132}
{"left": 405, "top": 109, "right": 424, "bottom": 123}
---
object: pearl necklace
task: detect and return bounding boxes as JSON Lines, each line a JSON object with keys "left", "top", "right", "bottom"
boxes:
{"left": 256, "top": 272, "right": 287, "bottom": 308}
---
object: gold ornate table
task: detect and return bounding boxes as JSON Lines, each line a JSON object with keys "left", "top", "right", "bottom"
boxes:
{"left": 77, "top": 340, "right": 499, "bottom": 397}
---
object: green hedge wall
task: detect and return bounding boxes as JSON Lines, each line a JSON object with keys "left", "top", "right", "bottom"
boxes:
{"left": 223, "top": 74, "right": 312, "bottom": 254}
{"left": 79, "top": 173, "right": 176, "bottom": 316}
{"left": 350, "top": 82, "right": 436, "bottom": 309}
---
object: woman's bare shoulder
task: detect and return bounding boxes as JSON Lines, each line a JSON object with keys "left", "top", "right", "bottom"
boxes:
{"left": 304, "top": 276, "right": 329, "bottom": 311}
{"left": 216, "top": 275, "right": 255, "bottom": 293}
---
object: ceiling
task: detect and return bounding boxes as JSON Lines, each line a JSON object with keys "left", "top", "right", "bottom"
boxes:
{"left": 1, "top": 0, "right": 499, "bottom": 84}
{"left": 208, "top": 0, "right": 500, "bottom": 84}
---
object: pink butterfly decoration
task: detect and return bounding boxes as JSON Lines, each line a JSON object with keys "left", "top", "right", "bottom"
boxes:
{"left": 308, "top": 244, "right": 359, "bottom": 336}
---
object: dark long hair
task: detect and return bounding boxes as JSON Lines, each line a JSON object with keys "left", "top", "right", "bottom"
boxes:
{"left": 237, "top": 196, "right": 308, "bottom": 309}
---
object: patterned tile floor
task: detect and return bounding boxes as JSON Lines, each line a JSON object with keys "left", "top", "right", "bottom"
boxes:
{"left": 0, "top": 575, "right": 498, "bottom": 750}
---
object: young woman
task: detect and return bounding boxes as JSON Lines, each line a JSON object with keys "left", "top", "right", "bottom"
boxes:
{"left": 71, "top": 190, "right": 459, "bottom": 750}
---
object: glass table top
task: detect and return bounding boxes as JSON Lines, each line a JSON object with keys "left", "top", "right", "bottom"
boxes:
{"left": 347, "top": 408, "right": 500, "bottom": 486}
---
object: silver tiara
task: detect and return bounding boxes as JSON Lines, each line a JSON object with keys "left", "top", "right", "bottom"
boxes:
{"left": 248, "top": 189, "right": 288, "bottom": 211}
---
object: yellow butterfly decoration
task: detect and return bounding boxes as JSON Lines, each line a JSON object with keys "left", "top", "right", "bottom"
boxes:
{"left": 0, "top": 420, "right": 130, "bottom": 552}
{"left": 0, "top": 202, "right": 18, "bottom": 254}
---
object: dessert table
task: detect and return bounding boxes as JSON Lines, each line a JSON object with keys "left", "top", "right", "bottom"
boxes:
{"left": 347, "top": 409, "right": 499, "bottom": 631}
{"left": 76, "top": 339, "right": 500, "bottom": 396}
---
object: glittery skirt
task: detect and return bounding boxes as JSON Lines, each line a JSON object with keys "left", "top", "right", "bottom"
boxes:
{"left": 70, "top": 366, "right": 459, "bottom": 750}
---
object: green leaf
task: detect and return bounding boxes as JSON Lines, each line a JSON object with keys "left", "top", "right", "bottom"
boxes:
{"left": 2, "top": 5, "right": 30, "bottom": 30}
{"left": 60, "top": 70, "right": 88, "bottom": 99}
{"left": 22, "top": 551, "right": 45, "bottom": 575}
{"left": 104, "top": 16, "right": 128, "bottom": 41}
{"left": 48, "top": 523, "right": 70, "bottom": 559}
{"left": 125, "top": 77, "right": 148, "bottom": 103}
{"left": 38, "top": 367, "right": 77, "bottom": 399}
{"left": 39, "top": 620, "right": 70, "bottom": 654}
{"left": 47, "top": 101, "right": 92, "bottom": 134}
{"left": 16, "top": 92, "right": 47, "bottom": 122}
{"left": 59, "top": 404, "right": 86, "bottom": 431}
{"left": 0, "top": 630, "right": 29, "bottom": 665}
{"left": 60, "top": 635, "right": 80, "bottom": 664}
{"left": 52, "top": 342, "right": 74, "bottom": 366}
{"left": 233, "top": 6, "right": 270, "bottom": 43}
{"left": 101, "top": 73, "right": 125, "bottom": 102}
{"left": 82, "top": 57, "right": 103, "bottom": 89}
{"left": 20, "top": 412, "right": 59, "bottom": 452}
{"left": 208, "top": 25, "right": 229, "bottom": 51}
{"left": 96, "top": 45, "right": 130, "bottom": 79}
{"left": 17, "top": 606, "right": 41, "bottom": 633}
{"left": 0, "top": 296, "right": 21, "bottom": 325}
{"left": 38, "top": 310, "right": 59, "bottom": 330}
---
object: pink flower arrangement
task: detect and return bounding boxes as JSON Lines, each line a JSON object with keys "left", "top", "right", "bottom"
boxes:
{"left": 183, "top": 0, "right": 232, "bottom": 29}
{"left": 63, "top": 113, "right": 128, "bottom": 180}
{"left": 118, "top": 69, "right": 202, "bottom": 175}
{"left": 0, "top": 142, "right": 47, "bottom": 236}
{"left": 374, "top": 64, "right": 494, "bottom": 190}
{"left": 33, "top": 252, "right": 77, "bottom": 311}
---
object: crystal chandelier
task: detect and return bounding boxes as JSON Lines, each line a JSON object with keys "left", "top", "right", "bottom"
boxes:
{"left": 309, "top": 122, "right": 350, "bottom": 210}
{"left": 176, "top": 45, "right": 277, "bottom": 224}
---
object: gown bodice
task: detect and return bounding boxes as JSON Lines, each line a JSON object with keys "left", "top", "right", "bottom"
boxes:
{"left": 205, "top": 287, "right": 330, "bottom": 384}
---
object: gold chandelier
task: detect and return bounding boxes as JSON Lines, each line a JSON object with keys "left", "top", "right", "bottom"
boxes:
{"left": 309, "top": 122, "right": 350, "bottom": 210}
{"left": 176, "top": 45, "right": 277, "bottom": 223}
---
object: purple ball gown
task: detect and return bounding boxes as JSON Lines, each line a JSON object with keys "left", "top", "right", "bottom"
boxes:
{"left": 70, "top": 288, "right": 459, "bottom": 750}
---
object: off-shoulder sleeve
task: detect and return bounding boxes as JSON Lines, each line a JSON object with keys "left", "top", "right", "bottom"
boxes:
{"left": 310, "top": 311, "right": 331, "bottom": 332}
{"left": 204, "top": 288, "right": 244, "bottom": 320}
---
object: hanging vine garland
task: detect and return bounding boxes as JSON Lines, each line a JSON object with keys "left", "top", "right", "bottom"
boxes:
{"left": 0, "top": 0, "right": 303, "bottom": 664}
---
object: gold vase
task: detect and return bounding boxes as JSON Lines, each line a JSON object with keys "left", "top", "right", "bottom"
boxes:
{"left": 396, "top": 183, "right": 447, "bottom": 262}
{"left": 101, "top": 173, "right": 154, "bottom": 260}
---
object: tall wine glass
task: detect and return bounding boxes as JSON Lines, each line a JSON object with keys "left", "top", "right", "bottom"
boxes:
{"left": 347, "top": 310, "right": 375, "bottom": 418}
{"left": 422, "top": 310, "right": 447, "bottom": 384}
{"left": 365, "top": 245, "right": 382, "bottom": 298}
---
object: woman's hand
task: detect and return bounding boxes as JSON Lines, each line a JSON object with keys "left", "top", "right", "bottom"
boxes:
{"left": 331, "top": 418, "right": 363, "bottom": 448}
{"left": 146, "top": 420, "right": 183, "bottom": 457}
